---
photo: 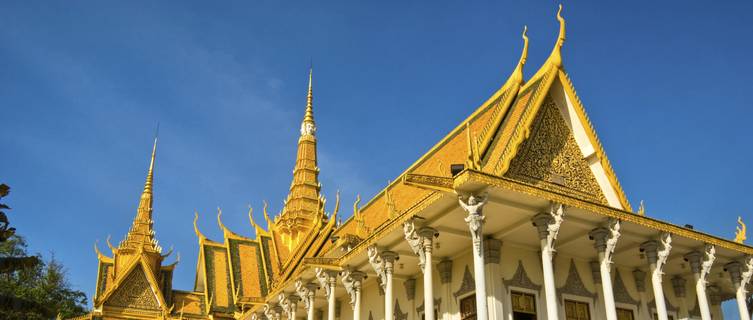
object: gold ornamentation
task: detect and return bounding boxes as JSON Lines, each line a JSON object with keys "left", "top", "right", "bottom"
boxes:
{"left": 105, "top": 266, "right": 160, "bottom": 310}
{"left": 735, "top": 216, "right": 746, "bottom": 244}
{"left": 465, "top": 122, "right": 480, "bottom": 171}
{"left": 637, "top": 201, "right": 645, "bottom": 216}
{"left": 385, "top": 185, "right": 398, "bottom": 219}
{"left": 453, "top": 170, "right": 753, "bottom": 254}
{"left": 505, "top": 96, "right": 608, "bottom": 204}
{"left": 353, "top": 195, "right": 370, "bottom": 239}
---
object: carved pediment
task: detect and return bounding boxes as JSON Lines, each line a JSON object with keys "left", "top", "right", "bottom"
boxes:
{"left": 104, "top": 265, "right": 160, "bottom": 310}
{"left": 504, "top": 261, "right": 541, "bottom": 291}
{"left": 454, "top": 266, "right": 475, "bottom": 298}
{"left": 505, "top": 96, "right": 608, "bottom": 205}
{"left": 612, "top": 269, "right": 638, "bottom": 305}
{"left": 557, "top": 260, "right": 595, "bottom": 299}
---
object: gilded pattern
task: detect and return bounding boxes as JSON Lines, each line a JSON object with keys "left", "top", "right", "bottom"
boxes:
{"left": 105, "top": 266, "right": 160, "bottom": 310}
{"left": 504, "top": 261, "right": 541, "bottom": 291}
{"left": 505, "top": 96, "right": 608, "bottom": 204}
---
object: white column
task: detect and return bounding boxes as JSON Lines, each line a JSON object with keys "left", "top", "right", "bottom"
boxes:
{"left": 707, "top": 286, "right": 724, "bottom": 320}
{"left": 295, "top": 280, "right": 319, "bottom": 320}
{"left": 285, "top": 294, "right": 301, "bottom": 320}
{"left": 459, "top": 194, "right": 489, "bottom": 320}
{"left": 368, "top": 245, "right": 399, "bottom": 320}
{"left": 531, "top": 202, "right": 565, "bottom": 320}
{"left": 640, "top": 233, "right": 672, "bottom": 320}
{"left": 588, "top": 219, "right": 621, "bottom": 320}
{"left": 632, "top": 269, "right": 652, "bottom": 320}
{"left": 484, "top": 238, "right": 505, "bottom": 320}
{"left": 437, "top": 259, "right": 453, "bottom": 320}
{"left": 724, "top": 257, "right": 753, "bottom": 320}
{"left": 419, "top": 227, "right": 438, "bottom": 320}
{"left": 342, "top": 269, "right": 366, "bottom": 320}
{"left": 403, "top": 219, "right": 438, "bottom": 320}
{"left": 683, "top": 245, "right": 715, "bottom": 320}
{"left": 316, "top": 268, "right": 339, "bottom": 320}
{"left": 589, "top": 261, "right": 607, "bottom": 320}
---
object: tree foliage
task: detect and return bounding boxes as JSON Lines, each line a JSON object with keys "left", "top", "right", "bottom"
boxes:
{"left": 0, "top": 184, "right": 88, "bottom": 319}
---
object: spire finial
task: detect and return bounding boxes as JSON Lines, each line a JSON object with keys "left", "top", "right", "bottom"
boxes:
{"left": 548, "top": 4, "right": 566, "bottom": 68}
{"left": 510, "top": 26, "right": 529, "bottom": 85}
{"left": 301, "top": 68, "right": 316, "bottom": 136}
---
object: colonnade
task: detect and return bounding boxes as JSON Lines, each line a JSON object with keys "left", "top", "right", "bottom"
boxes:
{"left": 254, "top": 195, "right": 753, "bottom": 320}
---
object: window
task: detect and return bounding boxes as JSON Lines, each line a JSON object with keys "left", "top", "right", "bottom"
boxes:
{"left": 564, "top": 300, "right": 590, "bottom": 320}
{"left": 460, "top": 295, "right": 476, "bottom": 320}
{"left": 511, "top": 291, "right": 536, "bottom": 320}
{"left": 616, "top": 308, "right": 634, "bottom": 320}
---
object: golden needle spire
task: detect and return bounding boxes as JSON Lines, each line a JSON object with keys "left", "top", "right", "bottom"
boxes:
{"left": 301, "top": 68, "right": 315, "bottom": 134}
{"left": 138, "top": 136, "right": 158, "bottom": 214}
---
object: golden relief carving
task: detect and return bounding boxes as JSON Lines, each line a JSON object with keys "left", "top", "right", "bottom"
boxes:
{"left": 505, "top": 96, "right": 607, "bottom": 204}
{"left": 105, "top": 266, "right": 160, "bottom": 310}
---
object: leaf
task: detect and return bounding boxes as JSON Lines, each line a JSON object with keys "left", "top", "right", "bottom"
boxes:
{"left": 0, "top": 184, "right": 8, "bottom": 197}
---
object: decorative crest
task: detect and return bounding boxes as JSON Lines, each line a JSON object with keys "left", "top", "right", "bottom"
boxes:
{"left": 637, "top": 200, "right": 646, "bottom": 216}
{"left": 510, "top": 25, "right": 529, "bottom": 85}
{"left": 735, "top": 216, "right": 746, "bottom": 244}
{"left": 548, "top": 4, "right": 566, "bottom": 68}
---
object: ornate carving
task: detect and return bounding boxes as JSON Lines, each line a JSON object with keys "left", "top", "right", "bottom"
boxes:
{"left": 532, "top": 202, "right": 565, "bottom": 256}
{"left": 404, "top": 278, "right": 416, "bottom": 301}
{"left": 504, "top": 96, "right": 608, "bottom": 204}
{"left": 340, "top": 269, "right": 365, "bottom": 309}
{"left": 315, "top": 268, "right": 336, "bottom": 298}
{"left": 105, "top": 266, "right": 160, "bottom": 310}
{"left": 657, "top": 233, "right": 672, "bottom": 274}
{"left": 295, "top": 280, "right": 317, "bottom": 310}
{"left": 612, "top": 269, "right": 638, "bottom": 305}
{"left": 557, "top": 260, "right": 596, "bottom": 299}
{"left": 604, "top": 219, "right": 620, "bottom": 264}
{"left": 670, "top": 276, "right": 686, "bottom": 298}
{"left": 504, "top": 261, "right": 541, "bottom": 291}
{"left": 459, "top": 194, "right": 487, "bottom": 254}
{"left": 700, "top": 245, "right": 716, "bottom": 287}
{"left": 453, "top": 266, "right": 475, "bottom": 298}
{"left": 735, "top": 216, "right": 747, "bottom": 244}
{"left": 367, "top": 245, "right": 386, "bottom": 289}
{"left": 403, "top": 219, "right": 425, "bottom": 270}
{"left": 394, "top": 300, "right": 408, "bottom": 320}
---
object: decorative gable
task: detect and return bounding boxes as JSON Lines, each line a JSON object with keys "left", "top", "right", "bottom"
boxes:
{"left": 104, "top": 265, "right": 160, "bottom": 310}
{"left": 505, "top": 95, "right": 608, "bottom": 205}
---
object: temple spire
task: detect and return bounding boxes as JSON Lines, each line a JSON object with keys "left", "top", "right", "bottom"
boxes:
{"left": 301, "top": 68, "right": 316, "bottom": 136}
{"left": 548, "top": 5, "right": 566, "bottom": 68}
{"left": 276, "top": 69, "right": 324, "bottom": 252}
{"left": 138, "top": 137, "right": 157, "bottom": 215}
{"left": 119, "top": 137, "right": 161, "bottom": 254}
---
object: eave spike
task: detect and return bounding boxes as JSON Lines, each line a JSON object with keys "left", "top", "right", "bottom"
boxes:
{"left": 549, "top": 4, "right": 566, "bottom": 68}
{"left": 510, "top": 26, "right": 529, "bottom": 85}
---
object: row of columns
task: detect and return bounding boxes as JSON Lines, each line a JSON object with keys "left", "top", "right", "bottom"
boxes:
{"left": 257, "top": 194, "right": 752, "bottom": 320}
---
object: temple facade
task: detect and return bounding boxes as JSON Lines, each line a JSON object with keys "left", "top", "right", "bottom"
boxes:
{"left": 76, "top": 7, "right": 753, "bottom": 320}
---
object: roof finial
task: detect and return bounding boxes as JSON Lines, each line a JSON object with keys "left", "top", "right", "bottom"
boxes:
{"left": 735, "top": 216, "right": 747, "bottom": 244}
{"left": 510, "top": 26, "right": 529, "bottom": 85}
{"left": 549, "top": 4, "right": 566, "bottom": 68}
{"left": 301, "top": 68, "right": 316, "bottom": 136}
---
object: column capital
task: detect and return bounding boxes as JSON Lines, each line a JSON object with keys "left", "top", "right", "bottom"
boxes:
{"left": 459, "top": 194, "right": 487, "bottom": 254}
{"left": 707, "top": 286, "right": 721, "bottom": 306}
{"left": 367, "top": 246, "right": 399, "bottom": 290}
{"left": 640, "top": 233, "right": 672, "bottom": 268}
{"left": 295, "top": 279, "right": 318, "bottom": 310}
{"left": 683, "top": 251, "right": 703, "bottom": 273}
{"left": 483, "top": 238, "right": 502, "bottom": 264}
{"left": 437, "top": 258, "right": 453, "bottom": 284}
{"left": 315, "top": 267, "right": 338, "bottom": 298}
{"left": 531, "top": 203, "right": 565, "bottom": 254}
{"left": 403, "top": 219, "right": 438, "bottom": 271}
{"left": 670, "top": 275, "right": 687, "bottom": 298}
{"left": 725, "top": 260, "right": 744, "bottom": 284}
{"left": 341, "top": 268, "right": 366, "bottom": 308}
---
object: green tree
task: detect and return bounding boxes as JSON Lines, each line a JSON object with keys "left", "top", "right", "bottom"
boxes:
{"left": 0, "top": 184, "right": 88, "bottom": 319}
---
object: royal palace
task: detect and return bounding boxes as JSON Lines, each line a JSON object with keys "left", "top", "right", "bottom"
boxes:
{"left": 75, "top": 7, "right": 752, "bottom": 320}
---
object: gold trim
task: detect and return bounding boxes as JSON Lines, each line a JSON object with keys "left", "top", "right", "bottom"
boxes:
{"left": 454, "top": 170, "right": 753, "bottom": 254}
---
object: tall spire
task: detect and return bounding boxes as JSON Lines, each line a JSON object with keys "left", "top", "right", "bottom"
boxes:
{"left": 119, "top": 137, "right": 161, "bottom": 254}
{"left": 301, "top": 68, "right": 316, "bottom": 136}
{"left": 276, "top": 69, "right": 324, "bottom": 252}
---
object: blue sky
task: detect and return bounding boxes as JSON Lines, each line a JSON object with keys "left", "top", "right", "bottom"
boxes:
{"left": 1, "top": 0, "right": 752, "bottom": 315}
